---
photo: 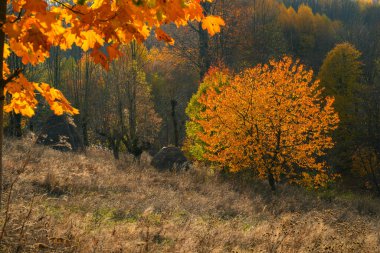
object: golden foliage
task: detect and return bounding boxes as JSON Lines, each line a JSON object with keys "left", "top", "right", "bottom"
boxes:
{"left": 2, "top": 0, "right": 224, "bottom": 117}
{"left": 201, "top": 16, "right": 226, "bottom": 36}
{"left": 196, "top": 57, "right": 339, "bottom": 188}
{"left": 4, "top": 74, "right": 79, "bottom": 117}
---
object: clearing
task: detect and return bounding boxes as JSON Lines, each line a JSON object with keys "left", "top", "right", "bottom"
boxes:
{"left": 1, "top": 139, "right": 380, "bottom": 252}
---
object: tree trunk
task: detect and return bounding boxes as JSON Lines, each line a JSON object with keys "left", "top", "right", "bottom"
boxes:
{"left": 0, "top": 93, "right": 4, "bottom": 211}
{"left": 127, "top": 40, "right": 138, "bottom": 152}
{"left": 52, "top": 47, "right": 61, "bottom": 89}
{"left": 9, "top": 112, "right": 22, "bottom": 137}
{"left": 171, "top": 99, "right": 179, "bottom": 147}
{"left": 29, "top": 117, "right": 34, "bottom": 132}
{"left": 110, "top": 138, "right": 121, "bottom": 160}
{"left": 82, "top": 53, "right": 90, "bottom": 147}
{"left": 82, "top": 122, "right": 89, "bottom": 146}
{"left": 370, "top": 169, "right": 380, "bottom": 196}
{"left": 199, "top": 2, "right": 211, "bottom": 80}
{"left": 113, "top": 145, "right": 120, "bottom": 160}
{"left": 165, "top": 119, "right": 169, "bottom": 146}
{"left": 268, "top": 172, "right": 276, "bottom": 191}
{"left": 14, "top": 112, "right": 22, "bottom": 137}
{"left": 0, "top": 0, "right": 7, "bottom": 210}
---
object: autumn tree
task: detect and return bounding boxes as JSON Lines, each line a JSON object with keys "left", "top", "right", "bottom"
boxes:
{"left": 281, "top": 0, "right": 361, "bottom": 25}
{"left": 195, "top": 57, "right": 339, "bottom": 190}
{"left": 185, "top": 67, "right": 230, "bottom": 160}
{"left": 0, "top": 0, "right": 224, "bottom": 208}
{"left": 278, "top": 4, "right": 341, "bottom": 69}
{"left": 318, "top": 43, "right": 363, "bottom": 170}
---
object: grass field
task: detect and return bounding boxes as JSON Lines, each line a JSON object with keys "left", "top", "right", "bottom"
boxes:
{"left": 0, "top": 138, "right": 379, "bottom": 252}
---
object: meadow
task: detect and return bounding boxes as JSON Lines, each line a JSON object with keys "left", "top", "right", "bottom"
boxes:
{"left": 0, "top": 138, "right": 379, "bottom": 252}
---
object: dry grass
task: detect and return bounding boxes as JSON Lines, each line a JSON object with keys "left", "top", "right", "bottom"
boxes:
{"left": 0, "top": 138, "right": 380, "bottom": 252}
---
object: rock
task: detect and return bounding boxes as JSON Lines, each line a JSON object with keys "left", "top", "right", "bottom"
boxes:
{"left": 151, "top": 146, "right": 188, "bottom": 171}
{"left": 36, "top": 115, "right": 84, "bottom": 152}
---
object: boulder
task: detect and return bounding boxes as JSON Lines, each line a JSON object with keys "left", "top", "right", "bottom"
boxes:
{"left": 151, "top": 146, "right": 189, "bottom": 171}
{"left": 37, "top": 115, "right": 84, "bottom": 152}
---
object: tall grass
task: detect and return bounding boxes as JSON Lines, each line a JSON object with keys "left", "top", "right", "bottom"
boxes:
{"left": 0, "top": 138, "right": 379, "bottom": 252}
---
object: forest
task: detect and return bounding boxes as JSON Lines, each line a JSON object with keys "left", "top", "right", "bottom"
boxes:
{"left": 1, "top": 0, "right": 380, "bottom": 252}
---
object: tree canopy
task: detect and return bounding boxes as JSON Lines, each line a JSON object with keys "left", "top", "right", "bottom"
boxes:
{"left": 194, "top": 57, "right": 339, "bottom": 189}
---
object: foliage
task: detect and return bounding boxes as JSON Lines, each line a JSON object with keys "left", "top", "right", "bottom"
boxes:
{"left": 194, "top": 57, "right": 339, "bottom": 189}
{"left": 278, "top": 4, "right": 341, "bottom": 69}
{"left": 318, "top": 42, "right": 363, "bottom": 169}
{"left": 352, "top": 146, "right": 380, "bottom": 194}
{"left": 92, "top": 43, "right": 161, "bottom": 156}
{"left": 318, "top": 43, "right": 362, "bottom": 113}
{"left": 184, "top": 67, "right": 230, "bottom": 160}
{"left": 1, "top": 0, "right": 224, "bottom": 117}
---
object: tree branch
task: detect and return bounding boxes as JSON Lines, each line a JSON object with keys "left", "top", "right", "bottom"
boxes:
{"left": 0, "top": 9, "right": 23, "bottom": 28}
{"left": 51, "top": 0, "right": 87, "bottom": 15}
{"left": 2, "top": 68, "right": 23, "bottom": 87}
{"left": 9, "top": 9, "right": 23, "bottom": 24}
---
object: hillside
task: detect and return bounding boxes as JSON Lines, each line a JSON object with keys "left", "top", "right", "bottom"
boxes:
{"left": 0, "top": 138, "right": 379, "bottom": 252}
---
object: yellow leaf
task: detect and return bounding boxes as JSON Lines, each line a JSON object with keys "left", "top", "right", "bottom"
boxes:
{"left": 201, "top": 16, "right": 225, "bottom": 36}
{"left": 81, "top": 30, "right": 104, "bottom": 52}
{"left": 3, "top": 43, "right": 10, "bottom": 59}
{"left": 21, "top": 106, "right": 35, "bottom": 117}
{"left": 91, "top": 0, "right": 104, "bottom": 9}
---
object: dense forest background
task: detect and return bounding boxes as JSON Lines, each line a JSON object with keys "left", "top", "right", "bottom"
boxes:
{"left": 6, "top": 0, "right": 380, "bottom": 193}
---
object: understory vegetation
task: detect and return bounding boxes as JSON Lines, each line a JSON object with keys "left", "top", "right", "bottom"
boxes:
{"left": 0, "top": 138, "right": 379, "bottom": 252}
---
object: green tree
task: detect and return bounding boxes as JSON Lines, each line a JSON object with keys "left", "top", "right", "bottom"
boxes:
{"left": 318, "top": 42, "right": 363, "bottom": 170}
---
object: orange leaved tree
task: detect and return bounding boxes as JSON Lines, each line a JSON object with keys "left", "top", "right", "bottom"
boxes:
{"left": 197, "top": 57, "right": 339, "bottom": 190}
{"left": 185, "top": 67, "right": 231, "bottom": 161}
{"left": 0, "top": 0, "right": 224, "bottom": 209}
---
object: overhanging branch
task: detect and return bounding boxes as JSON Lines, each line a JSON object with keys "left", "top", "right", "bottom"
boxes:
{"left": 2, "top": 68, "right": 23, "bottom": 88}
{"left": 51, "top": 0, "right": 87, "bottom": 15}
